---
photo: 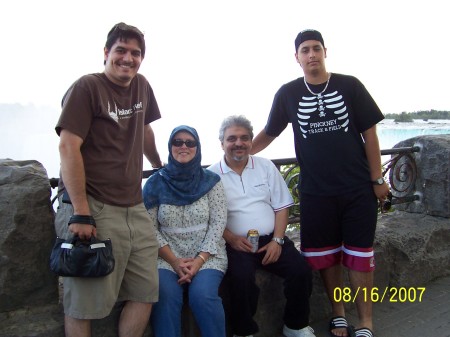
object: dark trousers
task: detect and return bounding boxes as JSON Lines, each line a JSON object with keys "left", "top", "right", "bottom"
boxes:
{"left": 225, "top": 235, "right": 313, "bottom": 336}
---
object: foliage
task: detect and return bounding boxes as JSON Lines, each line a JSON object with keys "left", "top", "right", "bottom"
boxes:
{"left": 280, "top": 163, "right": 301, "bottom": 229}
{"left": 393, "top": 112, "right": 413, "bottom": 122}
{"left": 384, "top": 109, "right": 450, "bottom": 120}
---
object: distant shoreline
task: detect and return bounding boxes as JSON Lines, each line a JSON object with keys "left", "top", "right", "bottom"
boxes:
{"left": 379, "top": 119, "right": 450, "bottom": 129}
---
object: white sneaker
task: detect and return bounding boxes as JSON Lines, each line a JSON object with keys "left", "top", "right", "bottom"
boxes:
{"left": 283, "top": 325, "right": 316, "bottom": 337}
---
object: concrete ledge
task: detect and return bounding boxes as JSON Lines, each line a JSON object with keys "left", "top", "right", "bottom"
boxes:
{"left": 1, "top": 212, "right": 449, "bottom": 337}
{"left": 374, "top": 211, "right": 450, "bottom": 287}
{"left": 2, "top": 210, "right": 449, "bottom": 337}
{"left": 163, "top": 210, "right": 450, "bottom": 337}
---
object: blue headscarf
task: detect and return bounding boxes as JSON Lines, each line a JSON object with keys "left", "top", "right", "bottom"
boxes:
{"left": 143, "top": 125, "right": 220, "bottom": 209}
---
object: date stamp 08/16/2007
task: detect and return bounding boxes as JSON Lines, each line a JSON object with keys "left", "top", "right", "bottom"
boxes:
{"left": 333, "top": 287, "right": 426, "bottom": 303}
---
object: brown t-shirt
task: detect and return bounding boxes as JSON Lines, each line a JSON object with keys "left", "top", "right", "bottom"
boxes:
{"left": 56, "top": 73, "right": 161, "bottom": 206}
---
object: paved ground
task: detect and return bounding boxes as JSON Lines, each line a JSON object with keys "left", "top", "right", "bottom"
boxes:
{"left": 309, "top": 275, "right": 450, "bottom": 337}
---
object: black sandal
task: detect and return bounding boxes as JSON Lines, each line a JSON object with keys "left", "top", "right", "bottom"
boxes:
{"left": 329, "top": 316, "right": 355, "bottom": 337}
{"left": 354, "top": 327, "right": 373, "bottom": 337}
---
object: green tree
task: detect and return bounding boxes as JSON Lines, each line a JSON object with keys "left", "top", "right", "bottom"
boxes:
{"left": 394, "top": 111, "right": 413, "bottom": 122}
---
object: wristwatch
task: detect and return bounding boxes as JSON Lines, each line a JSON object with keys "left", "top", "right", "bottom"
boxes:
{"left": 372, "top": 177, "right": 385, "bottom": 185}
{"left": 272, "top": 237, "right": 285, "bottom": 245}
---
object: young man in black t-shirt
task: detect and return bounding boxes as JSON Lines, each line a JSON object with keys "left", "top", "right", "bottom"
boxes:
{"left": 251, "top": 29, "right": 391, "bottom": 337}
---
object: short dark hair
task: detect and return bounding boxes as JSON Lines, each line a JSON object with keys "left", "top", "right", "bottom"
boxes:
{"left": 104, "top": 22, "right": 146, "bottom": 63}
{"left": 219, "top": 115, "right": 254, "bottom": 142}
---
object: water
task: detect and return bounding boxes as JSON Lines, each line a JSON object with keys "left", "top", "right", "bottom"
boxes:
{"left": 377, "top": 119, "right": 450, "bottom": 150}
{"left": 1, "top": 117, "right": 449, "bottom": 182}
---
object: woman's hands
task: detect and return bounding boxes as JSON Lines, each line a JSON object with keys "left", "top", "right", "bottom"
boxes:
{"left": 160, "top": 246, "right": 209, "bottom": 285}
{"left": 170, "top": 256, "right": 205, "bottom": 285}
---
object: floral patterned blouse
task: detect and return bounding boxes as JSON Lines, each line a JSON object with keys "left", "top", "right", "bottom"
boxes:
{"left": 147, "top": 180, "right": 228, "bottom": 273}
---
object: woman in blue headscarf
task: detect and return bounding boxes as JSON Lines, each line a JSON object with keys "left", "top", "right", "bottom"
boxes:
{"left": 143, "top": 125, "right": 227, "bottom": 337}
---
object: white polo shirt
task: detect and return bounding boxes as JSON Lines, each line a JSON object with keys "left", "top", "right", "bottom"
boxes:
{"left": 208, "top": 155, "right": 294, "bottom": 237}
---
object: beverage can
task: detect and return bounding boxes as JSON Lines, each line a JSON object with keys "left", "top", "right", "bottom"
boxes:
{"left": 247, "top": 229, "right": 259, "bottom": 253}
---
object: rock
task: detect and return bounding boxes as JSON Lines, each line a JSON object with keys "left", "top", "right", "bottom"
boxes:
{"left": 0, "top": 304, "right": 63, "bottom": 337}
{"left": 0, "top": 159, "right": 58, "bottom": 313}
{"left": 375, "top": 211, "right": 450, "bottom": 287}
{"left": 393, "top": 135, "right": 450, "bottom": 217}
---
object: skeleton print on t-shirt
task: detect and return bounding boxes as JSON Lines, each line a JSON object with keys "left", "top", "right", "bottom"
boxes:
{"left": 297, "top": 91, "right": 350, "bottom": 139}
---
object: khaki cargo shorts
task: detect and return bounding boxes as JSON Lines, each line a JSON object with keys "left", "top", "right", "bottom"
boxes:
{"left": 54, "top": 195, "right": 159, "bottom": 319}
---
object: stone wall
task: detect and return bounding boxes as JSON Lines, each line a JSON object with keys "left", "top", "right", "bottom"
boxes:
{"left": 0, "top": 159, "right": 61, "bottom": 336}
{"left": 1, "top": 135, "right": 449, "bottom": 337}
{"left": 0, "top": 160, "right": 57, "bottom": 311}
{"left": 393, "top": 135, "right": 450, "bottom": 217}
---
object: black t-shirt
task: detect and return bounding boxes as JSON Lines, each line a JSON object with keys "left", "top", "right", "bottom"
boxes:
{"left": 265, "top": 73, "right": 384, "bottom": 196}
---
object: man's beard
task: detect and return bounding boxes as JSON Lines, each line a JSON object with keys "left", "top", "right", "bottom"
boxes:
{"left": 231, "top": 148, "right": 247, "bottom": 162}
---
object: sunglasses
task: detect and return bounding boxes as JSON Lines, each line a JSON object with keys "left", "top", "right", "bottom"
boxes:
{"left": 171, "top": 139, "right": 197, "bottom": 148}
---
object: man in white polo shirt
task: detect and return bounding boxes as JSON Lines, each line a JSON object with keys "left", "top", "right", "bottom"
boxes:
{"left": 208, "top": 115, "right": 315, "bottom": 337}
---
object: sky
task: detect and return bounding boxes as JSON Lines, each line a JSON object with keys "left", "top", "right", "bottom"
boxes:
{"left": 1, "top": 0, "right": 449, "bottom": 179}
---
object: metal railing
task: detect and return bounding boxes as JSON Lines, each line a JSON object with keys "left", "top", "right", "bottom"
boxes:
{"left": 50, "top": 146, "right": 421, "bottom": 224}
{"left": 381, "top": 146, "right": 420, "bottom": 205}
{"left": 275, "top": 146, "right": 421, "bottom": 224}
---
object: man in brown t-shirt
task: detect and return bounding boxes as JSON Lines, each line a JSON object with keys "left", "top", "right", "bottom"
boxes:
{"left": 55, "top": 22, "right": 163, "bottom": 337}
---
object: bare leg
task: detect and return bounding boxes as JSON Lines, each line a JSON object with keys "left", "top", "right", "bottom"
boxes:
{"left": 348, "top": 270, "right": 373, "bottom": 331}
{"left": 65, "top": 315, "right": 91, "bottom": 337}
{"left": 320, "top": 265, "right": 348, "bottom": 337}
{"left": 118, "top": 301, "right": 152, "bottom": 337}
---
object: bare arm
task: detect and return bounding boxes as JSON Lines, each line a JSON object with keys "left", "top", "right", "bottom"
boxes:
{"left": 362, "top": 125, "right": 390, "bottom": 201}
{"left": 143, "top": 124, "right": 163, "bottom": 168}
{"left": 250, "top": 129, "right": 276, "bottom": 155}
{"left": 273, "top": 207, "right": 288, "bottom": 239}
{"left": 59, "top": 129, "right": 95, "bottom": 239}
